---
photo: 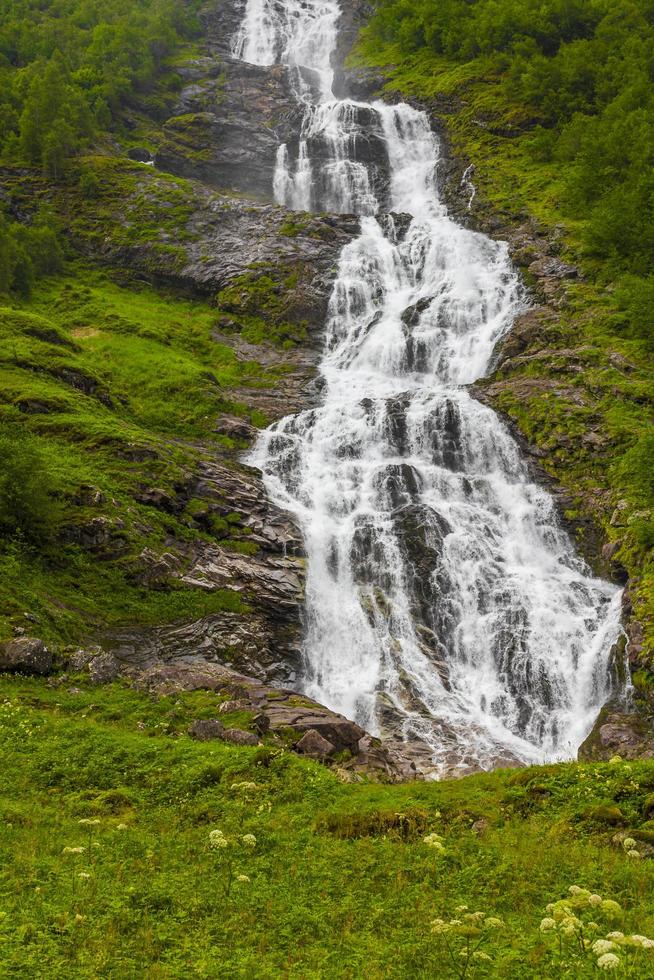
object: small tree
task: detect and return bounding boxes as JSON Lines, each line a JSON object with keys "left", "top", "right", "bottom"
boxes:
{"left": 0, "top": 433, "right": 61, "bottom": 545}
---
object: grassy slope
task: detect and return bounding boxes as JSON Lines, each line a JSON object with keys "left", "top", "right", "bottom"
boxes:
{"left": 349, "top": 38, "right": 654, "bottom": 678}
{"left": 0, "top": 259, "right": 280, "bottom": 644}
{"left": 1, "top": 674, "right": 654, "bottom": 976}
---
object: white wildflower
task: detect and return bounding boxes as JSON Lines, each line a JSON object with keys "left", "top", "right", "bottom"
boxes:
{"left": 454, "top": 905, "right": 468, "bottom": 914}
{"left": 588, "top": 894, "right": 603, "bottom": 907}
{"left": 241, "top": 833, "right": 257, "bottom": 849}
{"left": 627, "top": 849, "right": 641, "bottom": 859}
{"left": 472, "top": 952, "right": 491, "bottom": 962}
{"left": 430, "top": 918, "right": 450, "bottom": 934}
{"left": 78, "top": 818, "right": 101, "bottom": 827}
{"left": 78, "top": 872, "right": 92, "bottom": 881}
{"left": 568, "top": 885, "right": 584, "bottom": 895}
{"left": 116, "top": 823, "right": 129, "bottom": 831}
{"left": 540, "top": 918, "right": 556, "bottom": 932}
{"left": 606, "top": 932, "right": 625, "bottom": 942}
{"left": 236, "top": 874, "right": 250, "bottom": 883}
{"left": 485, "top": 917, "right": 504, "bottom": 929}
{"left": 592, "top": 940, "right": 617, "bottom": 955}
{"left": 424, "top": 833, "right": 446, "bottom": 851}
{"left": 597, "top": 952, "right": 621, "bottom": 970}
{"left": 622, "top": 838, "right": 637, "bottom": 851}
{"left": 209, "top": 829, "right": 229, "bottom": 850}
{"left": 62, "top": 846, "right": 85, "bottom": 855}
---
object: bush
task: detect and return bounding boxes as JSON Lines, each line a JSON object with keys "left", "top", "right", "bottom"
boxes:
{"left": 0, "top": 431, "right": 62, "bottom": 544}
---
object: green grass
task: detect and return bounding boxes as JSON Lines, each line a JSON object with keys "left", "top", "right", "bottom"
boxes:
{"left": 1, "top": 675, "right": 654, "bottom": 976}
{"left": 0, "top": 265, "right": 276, "bottom": 645}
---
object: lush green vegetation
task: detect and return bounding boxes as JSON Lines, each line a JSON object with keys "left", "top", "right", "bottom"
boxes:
{"left": 0, "top": 264, "right": 274, "bottom": 644}
{"left": 359, "top": 0, "right": 654, "bottom": 668}
{"left": 1, "top": 674, "right": 654, "bottom": 976}
{"left": 0, "top": 0, "right": 201, "bottom": 175}
{"left": 368, "top": 0, "right": 654, "bottom": 277}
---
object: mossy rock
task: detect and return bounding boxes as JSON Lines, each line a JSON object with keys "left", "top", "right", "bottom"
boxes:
{"left": 315, "top": 806, "right": 431, "bottom": 840}
{"left": 587, "top": 804, "right": 627, "bottom": 826}
{"left": 587, "top": 804, "right": 627, "bottom": 827}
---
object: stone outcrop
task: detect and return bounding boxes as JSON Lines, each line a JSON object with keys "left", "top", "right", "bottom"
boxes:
{"left": 102, "top": 457, "right": 307, "bottom": 686}
{"left": 155, "top": 58, "right": 303, "bottom": 198}
{"left": 55, "top": 164, "right": 358, "bottom": 331}
{"left": 0, "top": 637, "right": 52, "bottom": 675}
{"left": 579, "top": 704, "right": 654, "bottom": 762}
{"left": 133, "top": 661, "right": 416, "bottom": 780}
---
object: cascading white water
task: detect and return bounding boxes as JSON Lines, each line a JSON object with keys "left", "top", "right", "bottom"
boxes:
{"left": 233, "top": 0, "right": 623, "bottom": 773}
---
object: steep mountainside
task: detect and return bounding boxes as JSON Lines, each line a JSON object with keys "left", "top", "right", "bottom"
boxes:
{"left": 1, "top": 1, "right": 654, "bottom": 976}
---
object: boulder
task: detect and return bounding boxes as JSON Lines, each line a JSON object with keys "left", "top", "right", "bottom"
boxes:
{"left": 0, "top": 637, "right": 52, "bottom": 675}
{"left": 188, "top": 719, "right": 224, "bottom": 741}
{"left": 67, "top": 647, "right": 101, "bottom": 672}
{"left": 88, "top": 652, "right": 121, "bottom": 685}
{"left": 222, "top": 728, "right": 259, "bottom": 746}
{"left": 295, "top": 729, "right": 336, "bottom": 760}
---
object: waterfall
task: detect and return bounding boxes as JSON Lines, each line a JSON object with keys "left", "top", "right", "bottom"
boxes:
{"left": 233, "top": 0, "right": 623, "bottom": 774}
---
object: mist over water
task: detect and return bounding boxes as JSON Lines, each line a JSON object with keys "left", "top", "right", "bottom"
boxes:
{"left": 233, "top": 0, "right": 623, "bottom": 774}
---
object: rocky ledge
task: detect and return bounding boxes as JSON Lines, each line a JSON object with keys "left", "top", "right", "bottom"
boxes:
{"left": 0, "top": 638, "right": 416, "bottom": 781}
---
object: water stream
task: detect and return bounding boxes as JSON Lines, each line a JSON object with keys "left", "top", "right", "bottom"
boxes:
{"left": 232, "top": 0, "right": 623, "bottom": 774}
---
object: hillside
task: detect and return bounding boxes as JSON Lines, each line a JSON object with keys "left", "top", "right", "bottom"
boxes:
{"left": 1, "top": 0, "right": 654, "bottom": 975}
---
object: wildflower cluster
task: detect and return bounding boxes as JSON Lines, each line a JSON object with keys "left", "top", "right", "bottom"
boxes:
{"left": 423, "top": 832, "right": 446, "bottom": 855}
{"left": 539, "top": 886, "right": 654, "bottom": 973}
{"left": 0, "top": 699, "right": 39, "bottom": 740}
{"left": 621, "top": 836, "right": 642, "bottom": 860}
{"left": 430, "top": 907, "right": 504, "bottom": 977}
{"left": 208, "top": 828, "right": 258, "bottom": 897}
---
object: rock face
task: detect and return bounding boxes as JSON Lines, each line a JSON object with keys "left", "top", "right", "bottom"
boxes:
{"left": 155, "top": 58, "right": 303, "bottom": 198}
{"left": 155, "top": 0, "right": 375, "bottom": 201}
{"left": 579, "top": 704, "right": 654, "bottom": 761}
{"left": 0, "top": 637, "right": 52, "bottom": 675}
{"left": 59, "top": 165, "right": 358, "bottom": 332}
{"left": 103, "top": 458, "right": 308, "bottom": 687}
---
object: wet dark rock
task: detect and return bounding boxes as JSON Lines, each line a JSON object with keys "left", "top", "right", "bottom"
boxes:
{"left": 155, "top": 58, "right": 303, "bottom": 198}
{"left": 0, "top": 637, "right": 52, "bottom": 675}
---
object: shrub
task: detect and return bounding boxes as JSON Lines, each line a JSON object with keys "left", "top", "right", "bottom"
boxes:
{"left": 0, "top": 431, "right": 62, "bottom": 544}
